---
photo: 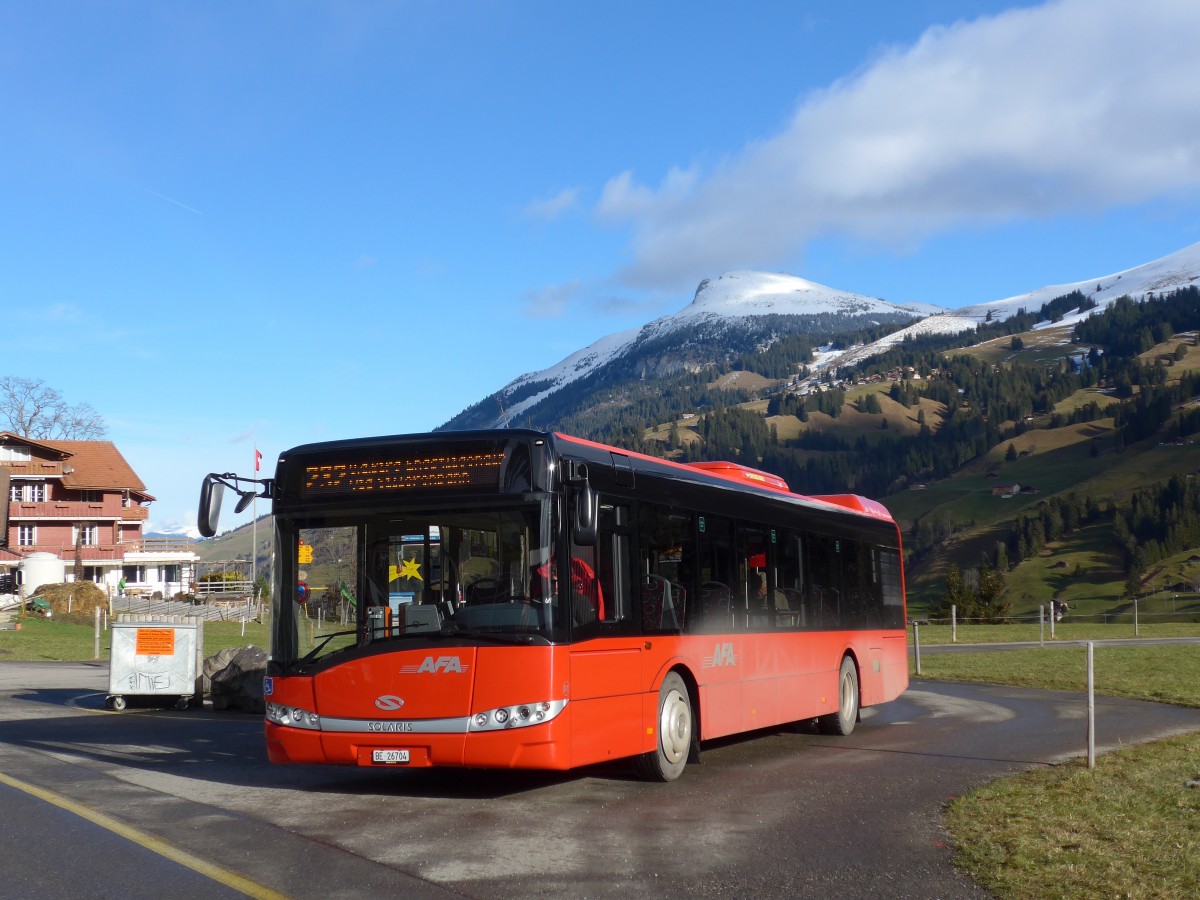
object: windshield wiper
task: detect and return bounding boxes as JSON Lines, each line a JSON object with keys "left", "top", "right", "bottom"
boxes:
{"left": 298, "top": 629, "right": 356, "bottom": 664}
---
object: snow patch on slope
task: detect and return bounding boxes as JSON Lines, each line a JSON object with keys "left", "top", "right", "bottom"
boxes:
{"left": 831, "top": 240, "right": 1200, "bottom": 370}
{"left": 500, "top": 326, "right": 640, "bottom": 423}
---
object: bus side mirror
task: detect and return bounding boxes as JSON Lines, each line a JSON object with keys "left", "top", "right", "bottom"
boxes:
{"left": 573, "top": 484, "right": 598, "bottom": 546}
{"left": 197, "top": 475, "right": 225, "bottom": 538}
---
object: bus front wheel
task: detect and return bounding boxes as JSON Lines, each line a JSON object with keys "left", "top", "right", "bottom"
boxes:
{"left": 634, "top": 672, "right": 692, "bottom": 782}
{"left": 819, "top": 656, "right": 859, "bottom": 736}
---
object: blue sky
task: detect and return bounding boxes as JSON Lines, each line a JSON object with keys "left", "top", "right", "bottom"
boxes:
{"left": 4, "top": 0, "right": 1200, "bottom": 534}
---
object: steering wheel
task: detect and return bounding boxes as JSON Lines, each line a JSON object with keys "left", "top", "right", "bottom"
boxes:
{"left": 465, "top": 577, "right": 507, "bottom": 605}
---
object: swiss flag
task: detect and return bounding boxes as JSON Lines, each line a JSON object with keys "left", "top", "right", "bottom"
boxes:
{"left": 255, "top": 448, "right": 263, "bottom": 472}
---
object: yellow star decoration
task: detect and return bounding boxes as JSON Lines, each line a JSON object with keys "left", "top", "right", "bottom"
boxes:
{"left": 398, "top": 558, "right": 423, "bottom": 581}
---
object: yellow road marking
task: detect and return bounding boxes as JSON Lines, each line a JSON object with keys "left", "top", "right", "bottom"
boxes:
{"left": 0, "top": 770, "right": 287, "bottom": 899}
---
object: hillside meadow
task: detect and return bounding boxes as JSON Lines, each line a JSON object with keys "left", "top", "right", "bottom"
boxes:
{"left": 921, "top": 638, "right": 1200, "bottom": 899}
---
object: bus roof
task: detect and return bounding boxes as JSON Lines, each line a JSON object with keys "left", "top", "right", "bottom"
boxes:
{"left": 685, "top": 461, "right": 791, "bottom": 493}
{"left": 553, "top": 432, "right": 895, "bottom": 525}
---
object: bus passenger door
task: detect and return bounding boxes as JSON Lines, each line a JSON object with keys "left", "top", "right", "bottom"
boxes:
{"left": 568, "top": 501, "right": 645, "bottom": 766}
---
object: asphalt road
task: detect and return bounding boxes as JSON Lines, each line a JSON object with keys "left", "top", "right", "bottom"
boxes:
{"left": 1, "top": 658, "right": 1198, "bottom": 899}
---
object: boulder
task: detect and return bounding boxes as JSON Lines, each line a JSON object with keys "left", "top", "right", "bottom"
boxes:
{"left": 205, "top": 645, "right": 268, "bottom": 713}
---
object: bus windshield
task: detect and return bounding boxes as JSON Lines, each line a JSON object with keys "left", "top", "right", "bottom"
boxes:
{"left": 276, "top": 502, "right": 563, "bottom": 668}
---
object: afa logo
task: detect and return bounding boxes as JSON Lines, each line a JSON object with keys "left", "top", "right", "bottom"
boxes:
{"left": 402, "top": 656, "right": 470, "bottom": 674}
{"left": 702, "top": 642, "right": 738, "bottom": 668}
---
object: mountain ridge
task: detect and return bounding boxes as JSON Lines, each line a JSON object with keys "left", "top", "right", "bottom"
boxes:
{"left": 441, "top": 241, "right": 1200, "bottom": 432}
{"left": 442, "top": 271, "right": 942, "bottom": 431}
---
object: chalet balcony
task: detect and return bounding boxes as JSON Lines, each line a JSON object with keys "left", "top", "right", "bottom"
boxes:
{"left": 8, "top": 501, "right": 150, "bottom": 521}
{"left": 5, "top": 538, "right": 196, "bottom": 563}
{"left": 7, "top": 543, "right": 127, "bottom": 562}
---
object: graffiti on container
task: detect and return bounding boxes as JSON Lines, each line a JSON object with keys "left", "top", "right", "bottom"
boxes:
{"left": 126, "top": 671, "right": 172, "bottom": 692}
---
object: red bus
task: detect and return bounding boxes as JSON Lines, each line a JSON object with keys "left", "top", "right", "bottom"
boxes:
{"left": 198, "top": 430, "right": 908, "bottom": 781}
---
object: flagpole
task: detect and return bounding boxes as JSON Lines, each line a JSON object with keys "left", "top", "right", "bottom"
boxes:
{"left": 251, "top": 444, "right": 258, "bottom": 597}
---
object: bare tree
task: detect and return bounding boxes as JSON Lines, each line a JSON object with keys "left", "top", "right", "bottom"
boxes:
{"left": 0, "top": 377, "right": 107, "bottom": 440}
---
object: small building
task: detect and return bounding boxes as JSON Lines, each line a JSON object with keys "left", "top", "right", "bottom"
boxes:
{"left": 991, "top": 483, "right": 1021, "bottom": 496}
{"left": 0, "top": 431, "right": 197, "bottom": 598}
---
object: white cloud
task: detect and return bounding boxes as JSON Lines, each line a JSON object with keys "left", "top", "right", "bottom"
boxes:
{"left": 524, "top": 187, "right": 583, "bottom": 221}
{"left": 522, "top": 280, "right": 581, "bottom": 318}
{"left": 600, "top": 0, "right": 1200, "bottom": 290}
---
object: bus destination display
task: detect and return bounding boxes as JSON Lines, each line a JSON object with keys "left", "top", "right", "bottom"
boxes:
{"left": 303, "top": 450, "right": 505, "bottom": 497}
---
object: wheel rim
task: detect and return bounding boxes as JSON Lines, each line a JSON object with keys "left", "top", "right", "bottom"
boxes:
{"left": 659, "top": 688, "right": 691, "bottom": 764}
{"left": 840, "top": 668, "right": 857, "bottom": 724}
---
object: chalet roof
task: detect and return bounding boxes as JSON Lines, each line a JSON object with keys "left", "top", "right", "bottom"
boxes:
{"left": 0, "top": 431, "right": 69, "bottom": 459}
{"left": 44, "top": 440, "right": 153, "bottom": 500}
{"left": 0, "top": 431, "right": 154, "bottom": 501}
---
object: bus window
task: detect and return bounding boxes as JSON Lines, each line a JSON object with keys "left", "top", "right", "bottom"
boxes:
{"left": 596, "top": 501, "right": 632, "bottom": 625}
{"left": 842, "top": 538, "right": 880, "bottom": 629}
{"left": 738, "top": 525, "right": 771, "bottom": 631}
{"left": 569, "top": 541, "right": 604, "bottom": 629}
{"left": 806, "top": 533, "right": 843, "bottom": 627}
{"left": 568, "top": 499, "right": 633, "bottom": 638}
{"left": 776, "top": 529, "right": 806, "bottom": 628}
{"left": 637, "top": 504, "right": 691, "bottom": 634}
{"left": 694, "top": 515, "right": 734, "bottom": 634}
{"left": 294, "top": 524, "right": 360, "bottom": 653}
{"left": 878, "top": 547, "right": 906, "bottom": 629}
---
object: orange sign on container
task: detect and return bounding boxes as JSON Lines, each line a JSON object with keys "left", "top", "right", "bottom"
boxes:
{"left": 135, "top": 628, "right": 176, "bottom": 656}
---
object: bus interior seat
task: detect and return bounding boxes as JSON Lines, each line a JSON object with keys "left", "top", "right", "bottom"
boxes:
{"left": 700, "top": 581, "right": 732, "bottom": 628}
{"left": 641, "top": 574, "right": 684, "bottom": 631}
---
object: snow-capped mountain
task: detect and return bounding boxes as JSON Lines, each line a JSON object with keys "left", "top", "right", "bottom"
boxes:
{"left": 651, "top": 271, "right": 942, "bottom": 332}
{"left": 832, "top": 240, "right": 1200, "bottom": 368}
{"left": 146, "top": 522, "right": 202, "bottom": 541}
{"left": 443, "top": 272, "right": 940, "bottom": 430}
{"left": 442, "top": 241, "right": 1200, "bottom": 432}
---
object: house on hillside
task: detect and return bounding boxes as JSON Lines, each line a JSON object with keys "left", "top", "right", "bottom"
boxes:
{"left": 0, "top": 431, "right": 197, "bottom": 598}
{"left": 991, "top": 483, "right": 1021, "bottom": 497}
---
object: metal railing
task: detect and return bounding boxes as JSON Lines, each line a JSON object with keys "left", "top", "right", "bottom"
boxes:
{"left": 111, "top": 594, "right": 261, "bottom": 622}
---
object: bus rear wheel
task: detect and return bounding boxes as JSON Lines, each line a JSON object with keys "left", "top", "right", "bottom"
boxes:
{"left": 819, "top": 656, "right": 859, "bottom": 736}
{"left": 634, "top": 672, "right": 692, "bottom": 782}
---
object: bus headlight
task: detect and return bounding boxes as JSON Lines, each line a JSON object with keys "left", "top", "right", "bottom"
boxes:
{"left": 468, "top": 699, "right": 567, "bottom": 731}
{"left": 266, "top": 701, "right": 321, "bottom": 731}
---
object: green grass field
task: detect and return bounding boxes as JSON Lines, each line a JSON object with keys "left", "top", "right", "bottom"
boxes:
{"left": 947, "top": 732, "right": 1200, "bottom": 899}
{"left": 917, "top": 642, "right": 1200, "bottom": 707}
{"left": 0, "top": 614, "right": 270, "bottom": 661}
{"left": 911, "top": 621, "right": 1200, "bottom": 645}
{"left": 927, "top": 638, "right": 1200, "bottom": 898}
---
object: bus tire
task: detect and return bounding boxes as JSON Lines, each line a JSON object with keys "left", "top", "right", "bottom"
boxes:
{"left": 819, "top": 656, "right": 858, "bottom": 736}
{"left": 634, "top": 672, "right": 692, "bottom": 782}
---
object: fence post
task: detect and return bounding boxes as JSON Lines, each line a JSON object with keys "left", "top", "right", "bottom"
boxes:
{"left": 1133, "top": 595, "right": 1139, "bottom": 637}
{"left": 912, "top": 620, "right": 922, "bottom": 676}
{"left": 94, "top": 606, "right": 101, "bottom": 660}
{"left": 1086, "top": 641, "right": 1095, "bottom": 770}
{"left": 1049, "top": 604, "right": 1055, "bottom": 640}
{"left": 1039, "top": 605, "right": 1045, "bottom": 647}
{"left": 951, "top": 605, "right": 957, "bottom": 643}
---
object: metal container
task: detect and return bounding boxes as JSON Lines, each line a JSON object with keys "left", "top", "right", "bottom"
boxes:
{"left": 107, "top": 621, "right": 199, "bottom": 711}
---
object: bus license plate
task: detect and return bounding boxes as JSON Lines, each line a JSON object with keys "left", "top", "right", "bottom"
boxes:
{"left": 372, "top": 749, "right": 410, "bottom": 764}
